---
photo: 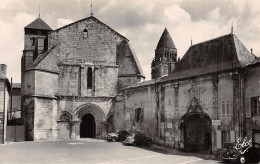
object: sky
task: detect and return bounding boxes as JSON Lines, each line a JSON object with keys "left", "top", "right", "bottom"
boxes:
{"left": 0, "top": 0, "right": 260, "bottom": 83}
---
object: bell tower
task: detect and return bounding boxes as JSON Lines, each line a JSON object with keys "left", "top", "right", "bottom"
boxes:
{"left": 22, "top": 17, "right": 53, "bottom": 70}
{"left": 151, "top": 28, "right": 177, "bottom": 79}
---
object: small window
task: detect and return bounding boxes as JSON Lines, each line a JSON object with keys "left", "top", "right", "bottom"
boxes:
{"left": 83, "top": 29, "right": 88, "bottom": 38}
{"left": 87, "top": 67, "right": 92, "bottom": 89}
{"left": 135, "top": 108, "right": 143, "bottom": 122}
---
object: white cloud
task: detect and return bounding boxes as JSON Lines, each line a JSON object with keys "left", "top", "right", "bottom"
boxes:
{"left": 208, "top": 7, "right": 221, "bottom": 21}
{"left": 57, "top": 18, "right": 73, "bottom": 28}
{"left": 0, "top": 0, "right": 26, "bottom": 12}
{"left": 164, "top": 4, "right": 191, "bottom": 23}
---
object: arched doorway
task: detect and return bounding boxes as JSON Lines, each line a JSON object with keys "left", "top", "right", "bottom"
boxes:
{"left": 182, "top": 113, "right": 212, "bottom": 152}
{"left": 80, "top": 113, "right": 96, "bottom": 138}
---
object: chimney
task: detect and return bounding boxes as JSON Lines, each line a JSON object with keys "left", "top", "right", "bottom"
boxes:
{"left": 0, "top": 64, "right": 7, "bottom": 79}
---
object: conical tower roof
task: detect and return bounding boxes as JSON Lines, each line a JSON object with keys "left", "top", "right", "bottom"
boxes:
{"left": 25, "top": 17, "right": 52, "bottom": 31}
{"left": 156, "top": 28, "right": 176, "bottom": 49}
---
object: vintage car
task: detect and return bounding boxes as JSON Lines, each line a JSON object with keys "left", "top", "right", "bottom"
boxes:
{"left": 221, "top": 142, "right": 260, "bottom": 163}
{"left": 106, "top": 130, "right": 129, "bottom": 142}
{"left": 123, "top": 132, "right": 152, "bottom": 146}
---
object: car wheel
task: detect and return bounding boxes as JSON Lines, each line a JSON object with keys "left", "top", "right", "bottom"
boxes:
{"left": 133, "top": 142, "right": 137, "bottom": 146}
{"left": 112, "top": 137, "right": 116, "bottom": 142}
{"left": 239, "top": 155, "right": 246, "bottom": 164}
{"left": 146, "top": 141, "right": 152, "bottom": 146}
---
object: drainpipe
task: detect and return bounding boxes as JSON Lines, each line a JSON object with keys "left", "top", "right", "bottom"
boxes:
{"left": 241, "top": 70, "right": 246, "bottom": 138}
{"left": 3, "top": 80, "right": 6, "bottom": 144}
{"left": 154, "top": 78, "right": 160, "bottom": 138}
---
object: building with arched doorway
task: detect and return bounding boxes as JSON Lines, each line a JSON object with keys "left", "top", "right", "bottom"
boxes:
{"left": 120, "top": 28, "right": 260, "bottom": 154}
{"left": 21, "top": 16, "right": 145, "bottom": 141}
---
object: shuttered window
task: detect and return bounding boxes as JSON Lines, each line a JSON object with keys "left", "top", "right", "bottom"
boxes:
{"left": 221, "top": 99, "right": 230, "bottom": 118}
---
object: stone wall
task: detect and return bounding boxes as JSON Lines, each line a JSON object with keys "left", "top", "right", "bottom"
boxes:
{"left": 34, "top": 98, "right": 58, "bottom": 140}
{"left": 24, "top": 98, "right": 34, "bottom": 141}
{"left": 35, "top": 71, "right": 58, "bottom": 97}
{"left": 48, "top": 18, "right": 124, "bottom": 64}
{"left": 121, "top": 70, "right": 249, "bottom": 152}
{"left": 23, "top": 70, "right": 35, "bottom": 95}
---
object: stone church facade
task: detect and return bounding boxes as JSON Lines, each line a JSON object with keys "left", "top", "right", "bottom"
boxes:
{"left": 21, "top": 16, "right": 144, "bottom": 140}
{"left": 116, "top": 29, "right": 260, "bottom": 153}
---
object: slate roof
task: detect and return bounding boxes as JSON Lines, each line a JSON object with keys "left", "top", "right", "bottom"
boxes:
{"left": 160, "top": 34, "right": 256, "bottom": 82}
{"left": 124, "top": 79, "right": 156, "bottom": 90}
{"left": 156, "top": 28, "right": 176, "bottom": 49}
{"left": 25, "top": 45, "right": 58, "bottom": 71}
{"left": 25, "top": 18, "right": 53, "bottom": 31}
{"left": 248, "top": 57, "right": 260, "bottom": 66}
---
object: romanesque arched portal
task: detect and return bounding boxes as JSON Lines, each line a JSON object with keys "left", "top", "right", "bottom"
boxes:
{"left": 74, "top": 103, "right": 106, "bottom": 139}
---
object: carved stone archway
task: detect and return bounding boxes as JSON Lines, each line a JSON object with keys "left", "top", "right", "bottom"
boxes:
{"left": 73, "top": 103, "right": 106, "bottom": 139}
{"left": 180, "top": 97, "right": 212, "bottom": 153}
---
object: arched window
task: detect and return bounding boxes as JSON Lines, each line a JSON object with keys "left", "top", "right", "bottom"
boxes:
{"left": 31, "top": 37, "right": 36, "bottom": 46}
{"left": 83, "top": 29, "right": 88, "bottom": 38}
{"left": 87, "top": 67, "right": 92, "bottom": 89}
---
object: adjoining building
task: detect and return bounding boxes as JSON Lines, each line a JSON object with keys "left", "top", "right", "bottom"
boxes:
{"left": 8, "top": 83, "right": 22, "bottom": 125}
{"left": 117, "top": 29, "right": 260, "bottom": 153}
{"left": 21, "top": 16, "right": 144, "bottom": 140}
{"left": 0, "top": 64, "right": 11, "bottom": 144}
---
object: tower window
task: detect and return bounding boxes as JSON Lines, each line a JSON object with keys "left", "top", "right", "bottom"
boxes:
{"left": 87, "top": 67, "right": 92, "bottom": 89}
{"left": 31, "top": 37, "right": 36, "bottom": 46}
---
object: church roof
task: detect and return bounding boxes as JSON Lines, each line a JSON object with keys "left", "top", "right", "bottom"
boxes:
{"left": 25, "top": 45, "right": 58, "bottom": 71}
{"left": 124, "top": 79, "right": 155, "bottom": 90}
{"left": 160, "top": 34, "right": 256, "bottom": 82}
{"left": 25, "top": 17, "right": 53, "bottom": 31}
{"left": 156, "top": 28, "right": 176, "bottom": 49}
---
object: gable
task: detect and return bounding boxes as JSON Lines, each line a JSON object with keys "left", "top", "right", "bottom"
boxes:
{"left": 116, "top": 40, "right": 145, "bottom": 77}
{"left": 48, "top": 16, "right": 127, "bottom": 64}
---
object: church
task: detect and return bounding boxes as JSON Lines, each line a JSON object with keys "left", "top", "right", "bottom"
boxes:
{"left": 21, "top": 16, "right": 144, "bottom": 140}
{"left": 20, "top": 14, "right": 260, "bottom": 154}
